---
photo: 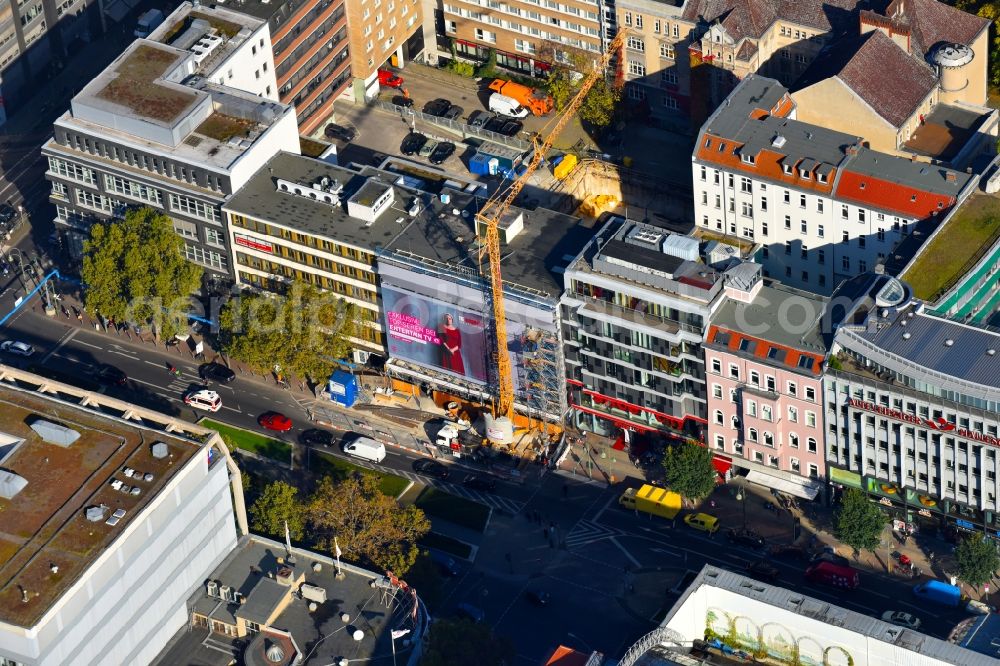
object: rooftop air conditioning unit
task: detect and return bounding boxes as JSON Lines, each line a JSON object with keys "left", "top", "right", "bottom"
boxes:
{"left": 207, "top": 581, "right": 219, "bottom": 598}
{"left": 220, "top": 585, "right": 232, "bottom": 601}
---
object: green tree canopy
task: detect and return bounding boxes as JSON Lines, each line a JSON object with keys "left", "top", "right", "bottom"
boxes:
{"left": 81, "top": 206, "right": 202, "bottom": 339}
{"left": 834, "top": 488, "right": 887, "bottom": 554}
{"left": 248, "top": 480, "right": 305, "bottom": 541}
{"left": 956, "top": 533, "right": 1000, "bottom": 590}
{"left": 543, "top": 47, "right": 620, "bottom": 128}
{"left": 306, "top": 473, "right": 430, "bottom": 575}
{"left": 420, "top": 617, "right": 514, "bottom": 666}
{"left": 661, "top": 440, "right": 717, "bottom": 501}
{"left": 579, "top": 77, "right": 620, "bottom": 128}
{"left": 218, "top": 279, "right": 359, "bottom": 381}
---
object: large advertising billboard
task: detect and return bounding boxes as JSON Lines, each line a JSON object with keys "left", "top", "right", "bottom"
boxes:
{"left": 382, "top": 286, "right": 524, "bottom": 385}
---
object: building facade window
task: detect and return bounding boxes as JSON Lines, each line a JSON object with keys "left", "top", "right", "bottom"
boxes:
{"left": 169, "top": 194, "right": 222, "bottom": 222}
{"left": 104, "top": 174, "right": 162, "bottom": 205}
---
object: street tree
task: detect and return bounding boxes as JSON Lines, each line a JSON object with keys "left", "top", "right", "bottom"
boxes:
{"left": 81, "top": 207, "right": 202, "bottom": 339}
{"left": 306, "top": 473, "right": 430, "bottom": 575}
{"left": 420, "top": 617, "right": 514, "bottom": 666}
{"left": 661, "top": 440, "right": 717, "bottom": 501}
{"left": 579, "top": 77, "right": 620, "bottom": 128}
{"left": 218, "top": 279, "right": 359, "bottom": 382}
{"left": 956, "top": 533, "right": 1000, "bottom": 590}
{"left": 834, "top": 488, "right": 887, "bottom": 554}
{"left": 248, "top": 481, "right": 305, "bottom": 541}
{"left": 542, "top": 45, "right": 619, "bottom": 128}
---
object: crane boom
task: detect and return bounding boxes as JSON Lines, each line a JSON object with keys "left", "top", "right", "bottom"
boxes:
{"left": 477, "top": 29, "right": 628, "bottom": 420}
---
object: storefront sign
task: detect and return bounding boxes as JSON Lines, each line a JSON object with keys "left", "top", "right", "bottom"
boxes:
{"left": 847, "top": 398, "right": 1000, "bottom": 445}
{"left": 234, "top": 234, "right": 273, "bottom": 254}
{"left": 878, "top": 497, "right": 893, "bottom": 507}
{"left": 956, "top": 519, "right": 975, "bottom": 530}
{"left": 918, "top": 509, "right": 932, "bottom": 518}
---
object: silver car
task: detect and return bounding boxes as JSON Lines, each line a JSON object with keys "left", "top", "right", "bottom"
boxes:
{"left": 418, "top": 139, "right": 438, "bottom": 158}
{"left": 881, "top": 611, "right": 921, "bottom": 630}
{"left": 0, "top": 340, "right": 34, "bottom": 356}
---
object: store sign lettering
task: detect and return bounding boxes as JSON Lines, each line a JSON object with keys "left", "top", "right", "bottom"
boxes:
{"left": 234, "top": 234, "right": 273, "bottom": 254}
{"left": 850, "top": 398, "right": 1000, "bottom": 447}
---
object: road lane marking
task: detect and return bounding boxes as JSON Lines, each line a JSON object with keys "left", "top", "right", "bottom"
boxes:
{"left": 75, "top": 339, "right": 101, "bottom": 349}
{"left": 610, "top": 536, "right": 641, "bottom": 568}
{"left": 41, "top": 327, "right": 79, "bottom": 363}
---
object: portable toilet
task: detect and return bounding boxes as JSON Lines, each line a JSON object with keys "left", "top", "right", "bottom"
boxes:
{"left": 487, "top": 157, "right": 500, "bottom": 175}
{"left": 328, "top": 370, "right": 358, "bottom": 407}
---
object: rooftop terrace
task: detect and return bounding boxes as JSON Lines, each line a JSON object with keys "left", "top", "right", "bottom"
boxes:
{"left": 95, "top": 43, "right": 196, "bottom": 124}
{"left": 0, "top": 381, "right": 202, "bottom": 628}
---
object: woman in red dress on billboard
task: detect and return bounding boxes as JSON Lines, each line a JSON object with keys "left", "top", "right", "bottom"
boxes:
{"left": 439, "top": 313, "right": 466, "bottom": 375}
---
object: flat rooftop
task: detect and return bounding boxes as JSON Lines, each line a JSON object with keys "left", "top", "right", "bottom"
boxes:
{"left": 0, "top": 386, "right": 201, "bottom": 628}
{"left": 708, "top": 283, "right": 831, "bottom": 355}
{"left": 150, "top": 3, "right": 265, "bottom": 77}
{"left": 154, "top": 536, "right": 423, "bottom": 666}
{"left": 383, "top": 197, "right": 597, "bottom": 297}
{"left": 903, "top": 103, "right": 993, "bottom": 162}
{"left": 652, "top": 565, "right": 995, "bottom": 666}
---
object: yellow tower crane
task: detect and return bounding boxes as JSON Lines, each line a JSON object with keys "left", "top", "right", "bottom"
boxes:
{"left": 476, "top": 29, "right": 629, "bottom": 421}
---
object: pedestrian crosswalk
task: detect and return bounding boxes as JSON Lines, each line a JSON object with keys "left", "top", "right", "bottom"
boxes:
{"left": 565, "top": 519, "right": 625, "bottom": 549}
{"left": 403, "top": 471, "right": 525, "bottom": 515}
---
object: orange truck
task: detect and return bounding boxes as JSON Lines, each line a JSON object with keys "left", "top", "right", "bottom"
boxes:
{"left": 488, "top": 79, "right": 553, "bottom": 116}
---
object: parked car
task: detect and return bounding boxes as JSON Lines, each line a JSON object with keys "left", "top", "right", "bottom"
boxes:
{"left": 184, "top": 389, "right": 222, "bottom": 412}
{"left": 400, "top": 132, "right": 427, "bottom": 156}
{"left": 414, "top": 459, "right": 450, "bottom": 480}
{"left": 95, "top": 364, "right": 128, "bottom": 386}
{"left": 300, "top": 428, "right": 334, "bottom": 447}
{"left": 726, "top": 528, "right": 765, "bottom": 549}
{"left": 429, "top": 142, "right": 456, "bottom": 165}
{"left": 684, "top": 513, "right": 720, "bottom": 534}
{"left": 499, "top": 120, "right": 523, "bottom": 137}
{"left": 324, "top": 123, "right": 356, "bottom": 142}
{"left": 199, "top": 362, "right": 236, "bottom": 384}
{"left": 483, "top": 116, "right": 507, "bottom": 133}
{"left": 429, "top": 550, "right": 461, "bottom": 576}
{"left": 745, "top": 559, "right": 780, "bottom": 583}
{"left": 811, "top": 551, "right": 851, "bottom": 567}
{"left": 0, "top": 204, "right": 17, "bottom": 224}
{"left": 881, "top": 611, "right": 921, "bottom": 630}
{"left": 467, "top": 110, "right": 491, "bottom": 128}
{"left": 0, "top": 340, "right": 33, "bottom": 356}
{"left": 391, "top": 95, "right": 414, "bottom": 108}
{"left": 443, "top": 104, "right": 464, "bottom": 120}
{"left": 422, "top": 98, "right": 451, "bottom": 117}
{"left": 258, "top": 412, "right": 293, "bottom": 432}
{"left": 768, "top": 544, "right": 811, "bottom": 562}
{"left": 463, "top": 475, "right": 496, "bottom": 492}
{"left": 377, "top": 68, "right": 404, "bottom": 88}
{"left": 418, "top": 139, "right": 438, "bottom": 159}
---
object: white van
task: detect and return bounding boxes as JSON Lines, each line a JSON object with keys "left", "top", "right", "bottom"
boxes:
{"left": 343, "top": 436, "right": 387, "bottom": 463}
{"left": 488, "top": 93, "right": 529, "bottom": 119}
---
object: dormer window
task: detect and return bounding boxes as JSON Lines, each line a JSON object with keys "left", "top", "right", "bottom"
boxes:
{"left": 782, "top": 163, "right": 792, "bottom": 175}
{"left": 817, "top": 173, "right": 827, "bottom": 184}
{"left": 741, "top": 153, "right": 755, "bottom": 165}
{"left": 859, "top": 182, "right": 866, "bottom": 190}
{"left": 911, "top": 194, "right": 917, "bottom": 202}
{"left": 705, "top": 138, "right": 712, "bottom": 148}
{"left": 799, "top": 168, "right": 811, "bottom": 179}
{"left": 719, "top": 142, "right": 727, "bottom": 152}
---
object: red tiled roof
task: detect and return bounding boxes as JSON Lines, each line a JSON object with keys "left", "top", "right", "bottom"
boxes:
{"left": 887, "top": 0, "right": 990, "bottom": 57}
{"left": 695, "top": 136, "right": 838, "bottom": 195}
{"left": 682, "top": 0, "right": 866, "bottom": 38}
{"left": 834, "top": 169, "right": 956, "bottom": 219}
{"left": 707, "top": 325, "right": 825, "bottom": 375}
{"left": 830, "top": 30, "right": 936, "bottom": 128}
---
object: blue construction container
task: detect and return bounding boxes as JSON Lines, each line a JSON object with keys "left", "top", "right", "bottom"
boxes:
{"left": 469, "top": 153, "right": 493, "bottom": 176}
{"left": 328, "top": 370, "right": 358, "bottom": 407}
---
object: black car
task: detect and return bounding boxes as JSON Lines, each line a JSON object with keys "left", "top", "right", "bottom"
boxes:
{"left": 726, "top": 528, "right": 766, "bottom": 549}
{"left": 483, "top": 116, "right": 507, "bottom": 133}
{"left": 811, "top": 551, "right": 851, "bottom": 567}
{"left": 429, "top": 142, "right": 456, "bottom": 165}
{"left": 391, "top": 95, "right": 414, "bottom": 108}
{"left": 324, "top": 123, "right": 357, "bottom": 142}
{"left": 746, "top": 559, "right": 781, "bottom": 583}
{"left": 429, "top": 550, "right": 460, "bottom": 576}
{"left": 527, "top": 590, "right": 550, "bottom": 606}
{"left": 422, "top": 98, "right": 451, "bottom": 117}
{"left": 300, "top": 428, "right": 334, "bottom": 447}
{"left": 462, "top": 475, "right": 496, "bottom": 492}
{"left": 400, "top": 132, "right": 428, "bottom": 156}
{"left": 95, "top": 364, "right": 127, "bottom": 386}
{"left": 768, "top": 544, "right": 811, "bottom": 562}
{"left": 199, "top": 362, "right": 236, "bottom": 384}
{"left": 467, "top": 110, "right": 491, "bottom": 128}
{"left": 499, "top": 120, "right": 523, "bottom": 137}
{"left": 0, "top": 204, "right": 17, "bottom": 225}
{"left": 414, "top": 459, "right": 450, "bottom": 480}
{"left": 443, "top": 104, "right": 464, "bottom": 120}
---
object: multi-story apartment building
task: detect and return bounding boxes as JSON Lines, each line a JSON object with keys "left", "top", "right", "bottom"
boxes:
{"left": 560, "top": 218, "right": 737, "bottom": 440}
{"left": 42, "top": 17, "right": 300, "bottom": 281}
{"left": 222, "top": 152, "right": 399, "bottom": 355}
{"left": 692, "top": 75, "right": 976, "bottom": 295}
{"left": 0, "top": 366, "right": 244, "bottom": 666}
{"left": 616, "top": 0, "right": 988, "bottom": 128}
{"left": 0, "top": 0, "right": 101, "bottom": 124}
{"left": 235, "top": 0, "right": 352, "bottom": 135}
{"left": 825, "top": 272, "right": 1000, "bottom": 542}
{"left": 344, "top": 0, "right": 423, "bottom": 101}
{"left": 443, "top": 0, "right": 601, "bottom": 77}
{"left": 704, "top": 282, "right": 830, "bottom": 499}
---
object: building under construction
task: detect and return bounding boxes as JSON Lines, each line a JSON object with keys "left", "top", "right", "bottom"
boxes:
{"left": 377, "top": 193, "right": 597, "bottom": 427}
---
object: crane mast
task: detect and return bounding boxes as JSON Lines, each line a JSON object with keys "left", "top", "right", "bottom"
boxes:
{"left": 476, "top": 29, "right": 629, "bottom": 420}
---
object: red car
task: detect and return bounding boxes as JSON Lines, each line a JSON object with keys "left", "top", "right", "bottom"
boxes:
{"left": 258, "top": 412, "right": 293, "bottom": 432}
{"left": 378, "top": 68, "right": 404, "bottom": 88}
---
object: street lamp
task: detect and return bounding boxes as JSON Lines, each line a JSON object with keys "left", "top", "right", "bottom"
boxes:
{"left": 735, "top": 483, "right": 747, "bottom": 529}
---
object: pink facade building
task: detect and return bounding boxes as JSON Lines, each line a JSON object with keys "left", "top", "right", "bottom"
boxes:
{"left": 704, "top": 283, "right": 830, "bottom": 500}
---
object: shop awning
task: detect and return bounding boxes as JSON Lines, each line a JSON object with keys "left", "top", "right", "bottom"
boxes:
{"left": 712, "top": 455, "right": 732, "bottom": 476}
{"left": 745, "top": 470, "right": 822, "bottom": 500}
